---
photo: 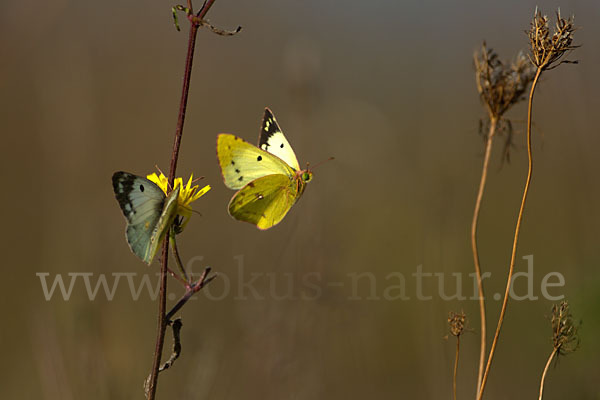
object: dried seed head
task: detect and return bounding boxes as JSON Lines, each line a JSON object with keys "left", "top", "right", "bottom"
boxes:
{"left": 551, "top": 301, "right": 580, "bottom": 356}
{"left": 528, "top": 8, "right": 578, "bottom": 70}
{"left": 448, "top": 312, "right": 466, "bottom": 337}
{"left": 474, "top": 42, "right": 536, "bottom": 120}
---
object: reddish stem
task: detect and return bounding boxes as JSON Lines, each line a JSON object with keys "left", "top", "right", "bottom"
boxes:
{"left": 146, "top": 2, "right": 218, "bottom": 399}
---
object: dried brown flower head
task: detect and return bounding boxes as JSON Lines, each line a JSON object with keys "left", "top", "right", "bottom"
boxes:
{"left": 528, "top": 8, "right": 578, "bottom": 71}
{"left": 448, "top": 312, "right": 466, "bottom": 337}
{"left": 474, "top": 43, "right": 536, "bottom": 120}
{"left": 551, "top": 301, "right": 580, "bottom": 356}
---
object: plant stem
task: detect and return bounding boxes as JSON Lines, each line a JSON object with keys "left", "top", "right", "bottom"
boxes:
{"left": 146, "top": 2, "right": 218, "bottom": 399}
{"left": 477, "top": 67, "right": 543, "bottom": 400}
{"left": 538, "top": 347, "right": 558, "bottom": 400}
{"left": 165, "top": 268, "right": 214, "bottom": 322}
{"left": 171, "top": 231, "right": 190, "bottom": 284}
{"left": 472, "top": 117, "right": 497, "bottom": 397}
{"left": 453, "top": 336, "right": 461, "bottom": 400}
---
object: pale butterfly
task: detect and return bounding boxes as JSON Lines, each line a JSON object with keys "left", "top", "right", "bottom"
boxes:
{"left": 112, "top": 172, "right": 180, "bottom": 264}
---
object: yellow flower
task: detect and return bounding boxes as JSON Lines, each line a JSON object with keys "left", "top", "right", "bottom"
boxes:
{"left": 147, "top": 172, "right": 211, "bottom": 231}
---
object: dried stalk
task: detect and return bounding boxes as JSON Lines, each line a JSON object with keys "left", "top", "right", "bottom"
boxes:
{"left": 538, "top": 347, "right": 557, "bottom": 400}
{"left": 448, "top": 312, "right": 466, "bottom": 400}
{"left": 477, "top": 10, "right": 577, "bottom": 399}
{"left": 472, "top": 43, "right": 535, "bottom": 397}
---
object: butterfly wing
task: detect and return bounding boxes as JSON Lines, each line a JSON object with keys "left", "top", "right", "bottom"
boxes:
{"left": 258, "top": 108, "right": 301, "bottom": 171}
{"left": 112, "top": 172, "right": 180, "bottom": 264}
{"left": 143, "top": 185, "right": 179, "bottom": 264}
{"left": 217, "top": 133, "right": 294, "bottom": 190}
{"left": 228, "top": 174, "right": 303, "bottom": 230}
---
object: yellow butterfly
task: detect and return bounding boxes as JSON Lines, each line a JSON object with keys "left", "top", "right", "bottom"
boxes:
{"left": 217, "top": 108, "right": 313, "bottom": 230}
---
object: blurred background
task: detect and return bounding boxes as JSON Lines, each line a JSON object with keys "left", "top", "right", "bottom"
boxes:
{"left": 1, "top": 0, "right": 598, "bottom": 398}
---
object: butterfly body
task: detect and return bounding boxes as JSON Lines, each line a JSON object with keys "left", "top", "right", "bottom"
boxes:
{"left": 217, "top": 109, "right": 312, "bottom": 230}
{"left": 112, "top": 172, "right": 180, "bottom": 264}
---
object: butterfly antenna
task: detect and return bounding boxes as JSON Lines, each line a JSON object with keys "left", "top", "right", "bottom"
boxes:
{"left": 154, "top": 164, "right": 173, "bottom": 191}
{"left": 306, "top": 156, "right": 334, "bottom": 171}
{"left": 154, "top": 164, "right": 167, "bottom": 177}
{"left": 191, "top": 176, "right": 205, "bottom": 185}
